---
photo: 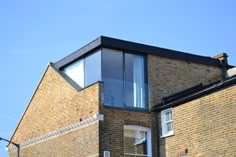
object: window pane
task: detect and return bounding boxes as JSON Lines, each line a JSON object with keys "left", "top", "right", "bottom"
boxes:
{"left": 125, "top": 54, "right": 134, "bottom": 107}
{"left": 63, "top": 59, "right": 84, "bottom": 88}
{"left": 165, "top": 111, "right": 172, "bottom": 121}
{"left": 135, "top": 130, "right": 146, "bottom": 144}
{"left": 102, "top": 49, "right": 123, "bottom": 107}
{"left": 161, "top": 109, "right": 174, "bottom": 136}
{"left": 84, "top": 51, "right": 101, "bottom": 86}
{"left": 166, "top": 122, "right": 173, "bottom": 132}
{"left": 125, "top": 53, "right": 146, "bottom": 108}
{"left": 124, "top": 129, "right": 147, "bottom": 156}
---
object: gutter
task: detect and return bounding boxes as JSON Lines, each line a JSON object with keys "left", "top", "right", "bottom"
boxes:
{"left": 152, "top": 75, "right": 236, "bottom": 112}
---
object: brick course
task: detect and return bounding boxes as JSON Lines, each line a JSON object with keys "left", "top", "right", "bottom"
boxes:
{"left": 10, "top": 121, "right": 99, "bottom": 157}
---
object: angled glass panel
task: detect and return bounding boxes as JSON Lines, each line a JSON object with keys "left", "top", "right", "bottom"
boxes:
{"left": 63, "top": 59, "right": 84, "bottom": 88}
{"left": 84, "top": 51, "right": 101, "bottom": 86}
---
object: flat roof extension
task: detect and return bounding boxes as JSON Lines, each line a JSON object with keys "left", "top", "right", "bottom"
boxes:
{"left": 53, "top": 36, "right": 221, "bottom": 69}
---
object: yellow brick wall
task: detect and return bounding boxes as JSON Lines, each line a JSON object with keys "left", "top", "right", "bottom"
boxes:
{"left": 8, "top": 54, "right": 224, "bottom": 157}
{"left": 99, "top": 107, "right": 156, "bottom": 156}
{"left": 159, "top": 84, "right": 236, "bottom": 157}
{"left": 10, "top": 121, "right": 99, "bottom": 157}
{"left": 11, "top": 65, "right": 100, "bottom": 144}
{"left": 148, "top": 55, "right": 222, "bottom": 106}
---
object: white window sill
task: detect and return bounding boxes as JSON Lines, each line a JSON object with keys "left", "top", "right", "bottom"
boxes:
{"left": 160, "top": 132, "right": 174, "bottom": 138}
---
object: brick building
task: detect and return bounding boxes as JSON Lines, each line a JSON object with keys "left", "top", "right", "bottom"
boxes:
{"left": 7, "top": 36, "right": 235, "bottom": 157}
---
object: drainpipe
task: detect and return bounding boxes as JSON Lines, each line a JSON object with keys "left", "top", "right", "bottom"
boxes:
{"left": 154, "top": 111, "right": 160, "bottom": 157}
{"left": 213, "top": 53, "right": 228, "bottom": 81}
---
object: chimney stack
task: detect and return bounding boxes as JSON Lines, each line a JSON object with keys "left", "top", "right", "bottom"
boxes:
{"left": 213, "top": 53, "right": 228, "bottom": 80}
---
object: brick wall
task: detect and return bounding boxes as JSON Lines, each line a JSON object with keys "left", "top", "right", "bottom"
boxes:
{"left": 9, "top": 121, "right": 99, "bottom": 157}
{"left": 159, "top": 84, "right": 236, "bottom": 157}
{"left": 11, "top": 65, "right": 100, "bottom": 145}
{"left": 96, "top": 55, "right": 222, "bottom": 157}
{"left": 99, "top": 107, "right": 156, "bottom": 157}
{"left": 148, "top": 55, "right": 222, "bottom": 106}
{"left": 8, "top": 54, "right": 224, "bottom": 157}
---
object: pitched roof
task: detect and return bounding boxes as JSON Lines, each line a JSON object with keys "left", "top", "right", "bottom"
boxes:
{"left": 53, "top": 36, "right": 221, "bottom": 69}
{"left": 152, "top": 75, "right": 236, "bottom": 111}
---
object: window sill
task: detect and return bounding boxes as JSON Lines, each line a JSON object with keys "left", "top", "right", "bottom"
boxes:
{"left": 160, "top": 132, "right": 174, "bottom": 138}
{"left": 101, "top": 104, "right": 150, "bottom": 112}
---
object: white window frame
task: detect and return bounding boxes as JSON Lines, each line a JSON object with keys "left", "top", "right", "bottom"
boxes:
{"left": 124, "top": 125, "right": 152, "bottom": 157}
{"left": 161, "top": 108, "right": 174, "bottom": 138}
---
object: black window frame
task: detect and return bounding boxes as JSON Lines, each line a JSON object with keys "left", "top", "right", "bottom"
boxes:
{"left": 101, "top": 48, "right": 148, "bottom": 110}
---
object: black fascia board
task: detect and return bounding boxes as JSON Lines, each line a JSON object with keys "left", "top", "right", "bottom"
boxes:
{"left": 54, "top": 37, "right": 102, "bottom": 69}
{"left": 100, "top": 36, "right": 221, "bottom": 67}
{"left": 53, "top": 36, "right": 221, "bottom": 69}
{"left": 152, "top": 75, "right": 236, "bottom": 112}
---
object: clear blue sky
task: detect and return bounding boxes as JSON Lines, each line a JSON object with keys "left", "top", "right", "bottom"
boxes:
{"left": 0, "top": 0, "right": 235, "bottom": 156}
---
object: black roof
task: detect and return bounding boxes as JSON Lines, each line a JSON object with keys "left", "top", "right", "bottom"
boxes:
{"left": 152, "top": 75, "right": 236, "bottom": 112}
{"left": 53, "top": 36, "right": 221, "bottom": 69}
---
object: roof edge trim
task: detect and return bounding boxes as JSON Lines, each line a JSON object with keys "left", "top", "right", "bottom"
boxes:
{"left": 152, "top": 76, "right": 236, "bottom": 112}
{"left": 100, "top": 36, "right": 221, "bottom": 67}
{"left": 54, "top": 36, "right": 221, "bottom": 70}
{"left": 54, "top": 36, "right": 102, "bottom": 69}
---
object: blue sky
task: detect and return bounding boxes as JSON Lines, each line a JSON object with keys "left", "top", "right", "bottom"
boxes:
{"left": 0, "top": 0, "right": 235, "bottom": 156}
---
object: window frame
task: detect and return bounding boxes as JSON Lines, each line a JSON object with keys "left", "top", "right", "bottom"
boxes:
{"left": 161, "top": 108, "right": 174, "bottom": 138}
{"left": 62, "top": 48, "right": 148, "bottom": 110}
{"left": 101, "top": 48, "right": 148, "bottom": 109}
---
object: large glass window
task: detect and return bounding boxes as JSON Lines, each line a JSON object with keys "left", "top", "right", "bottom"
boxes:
{"left": 102, "top": 48, "right": 146, "bottom": 109}
{"left": 63, "top": 48, "right": 147, "bottom": 109}
{"left": 124, "top": 125, "right": 152, "bottom": 157}
{"left": 102, "top": 49, "right": 123, "bottom": 107}
{"left": 125, "top": 53, "right": 145, "bottom": 108}
{"left": 84, "top": 51, "right": 101, "bottom": 86}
